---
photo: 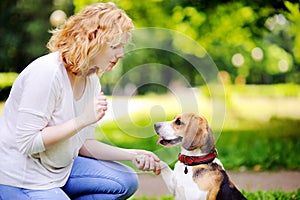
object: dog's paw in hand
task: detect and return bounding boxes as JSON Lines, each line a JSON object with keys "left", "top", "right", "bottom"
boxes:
{"left": 134, "top": 154, "right": 161, "bottom": 175}
{"left": 133, "top": 154, "right": 146, "bottom": 168}
{"left": 159, "top": 160, "right": 169, "bottom": 169}
{"left": 154, "top": 163, "right": 161, "bottom": 175}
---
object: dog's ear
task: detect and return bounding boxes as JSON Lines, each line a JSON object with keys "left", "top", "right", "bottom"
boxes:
{"left": 182, "top": 115, "right": 214, "bottom": 152}
{"left": 202, "top": 126, "right": 215, "bottom": 152}
{"left": 182, "top": 115, "right": 204, "bottom": 151}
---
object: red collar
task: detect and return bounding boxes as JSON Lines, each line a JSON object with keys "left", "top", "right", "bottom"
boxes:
{"left": 178, "top": 148, "right": 218, "bottom": 166}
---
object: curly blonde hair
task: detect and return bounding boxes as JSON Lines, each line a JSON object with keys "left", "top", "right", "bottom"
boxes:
{"left": 47, "top": 2, "right": 134, "bottom": 75}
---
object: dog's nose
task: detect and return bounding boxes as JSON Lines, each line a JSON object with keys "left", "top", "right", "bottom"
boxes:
{"left": 154, "top": 123, "right": 161, "bottom": 130}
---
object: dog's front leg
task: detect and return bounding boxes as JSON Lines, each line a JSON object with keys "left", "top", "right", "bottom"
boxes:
{"left": 174, "top": 184, "right": 186, "bottom": 200}
{"left": 159, "top": 161, "right": 175, "bottom": 195}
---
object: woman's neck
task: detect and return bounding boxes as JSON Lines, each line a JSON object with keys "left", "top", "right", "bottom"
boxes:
{"left": 67, "top": 71, "right": 86, "bottom": 100}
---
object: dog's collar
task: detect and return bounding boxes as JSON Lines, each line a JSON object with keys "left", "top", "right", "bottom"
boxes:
{"left": 178, "top": 148, "right": 218, "bottom": 167}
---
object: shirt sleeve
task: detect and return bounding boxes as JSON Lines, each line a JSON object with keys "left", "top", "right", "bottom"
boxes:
{"left": 16, "top": 63, "right": 59, "bottom": 155}
{"left": 16, "top": 112, "right": 46, "bottom": 154}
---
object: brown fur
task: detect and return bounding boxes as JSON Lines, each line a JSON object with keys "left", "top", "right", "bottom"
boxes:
{"left": 192, "top": 163, "right": 224, "bottom": 200}
{"left": 171, "top": 113, "right": 214, "bottom": 153}
{"left": 155, "top": 113, "right": 247, "bottom": 200}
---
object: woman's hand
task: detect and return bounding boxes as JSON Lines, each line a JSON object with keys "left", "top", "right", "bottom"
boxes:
{"left": 131, "top": 150, "right": 161, "bottom": 175}
{"left": 41, "top": 94, "right": 106, "bottom": 150}
{"left": 76, "top": 92, "right": 107, "bottom": 128}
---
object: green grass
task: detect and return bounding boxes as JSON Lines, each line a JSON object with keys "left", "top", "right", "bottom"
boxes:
{"left": 1, "top": 84, "right": 299, "bottom": 170}
{"left": 216, "top": 117, "right": 300, "bottom": 170}
{"left": 96, "top": 116, "right": 300, "bottom": 171}
{"left": 0, "top": 85, "right": 300, "bottom": 200}
{"left": 1, "top": 84, "right": 299, "bottom": 197}
{"left": 95, "top": 84, "right": 300, "bottom": 171}
{"left": 243, "top": 189, "right": 300, "bottom": 200}
{"left": 129, "top": 189, "right": 300, "bottom": 200}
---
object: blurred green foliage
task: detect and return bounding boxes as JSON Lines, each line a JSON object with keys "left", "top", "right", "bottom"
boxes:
{"left": 0, "top": 0, "right": 73, "bottom": 72}
{"left": 202, "top": 83, "right": 300, "bottom": 97}
{"left": 1, "top": 0, "right": 300, "bottom": 94}
{"left": 0, "top": 72, "right": 18, "bottom": 100}
{"left": 76, "top": 0, "right": 300, "bottom": 93}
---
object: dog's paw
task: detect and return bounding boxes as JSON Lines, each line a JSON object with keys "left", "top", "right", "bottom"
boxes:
{"left": 154, "top": 164, "right": 161, "bottom": 175}
{"left": 175, "top": 185, "right": 186, "bottom": 200}
{"left": 159, "top": 160, "right": 170, "bottom": 170}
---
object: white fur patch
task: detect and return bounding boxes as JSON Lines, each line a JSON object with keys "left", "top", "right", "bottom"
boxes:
{"left": 173, "top": 162, "right": 208, "bottom": 200}
{"left": 156, "top": 121, "right": 177, "bottom": 140}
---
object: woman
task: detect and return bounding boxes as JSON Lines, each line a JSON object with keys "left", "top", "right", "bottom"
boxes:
{"left": 0, "top": 2, "right": 160, "bottom": 199}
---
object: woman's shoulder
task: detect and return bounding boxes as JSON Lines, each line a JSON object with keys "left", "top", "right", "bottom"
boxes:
{"left": 29, "top": 52, "right": 62, "bottom": 71}
{"left": 22, "top": 52, "right": 65, "bottom": 79}
{"left": 14, "top": 52, "right": 68, "bottom": 93}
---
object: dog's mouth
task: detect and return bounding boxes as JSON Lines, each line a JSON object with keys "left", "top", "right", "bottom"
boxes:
{"left": 157, "top": 136, "right": 183, "bottom": 146}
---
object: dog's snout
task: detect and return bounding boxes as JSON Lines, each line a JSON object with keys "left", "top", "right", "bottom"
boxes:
{"left": 154, "top": 123, "right": 161, "bottom": 131}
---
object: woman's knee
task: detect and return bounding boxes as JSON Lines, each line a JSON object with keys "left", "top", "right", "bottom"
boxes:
{"left": 119, "top": 166, "right": 139, "bottom": 198}
{"left": 0, "top": 185, "right": 69, "bottom": 200}
{"left": 64, "top": 157, "right": 139, "bottom": 199}
{"left": 0, "top": 184, "right": 30, "bottom": 200}
{"left": 107, "top": 162, "right": 139, "bottom": 198}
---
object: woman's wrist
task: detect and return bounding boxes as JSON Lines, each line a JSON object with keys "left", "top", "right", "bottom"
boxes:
{"left": 74, "top": 115, "right": 90, "bottom": 131}
{"left": 123, "top": 149, "right": 138, "bottom": 161}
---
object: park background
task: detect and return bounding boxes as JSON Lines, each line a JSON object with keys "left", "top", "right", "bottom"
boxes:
{"left": 1, "top": 0, "right": 300, "bottom": 199}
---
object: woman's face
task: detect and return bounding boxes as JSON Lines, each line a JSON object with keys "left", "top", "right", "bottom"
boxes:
{"left": 89, "top": 43, "right": 125, "bottom": 76}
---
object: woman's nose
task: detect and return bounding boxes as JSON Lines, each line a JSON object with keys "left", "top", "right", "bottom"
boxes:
{"left": 116, "top": 49, "right": 124, "bottom": 58}
{"left": 116, "top": 52, "right": 124, "bottom": 58}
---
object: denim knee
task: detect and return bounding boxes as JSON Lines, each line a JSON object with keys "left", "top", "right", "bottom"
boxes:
{"left": 68, "top": 168, "right": 138, "bottom": 200}
{"left": 63, "top": 157, "right": 139, "bottom": 199}
{"left": 0, "top": 184, "right": 30, "bottom": 200}
{"left": 121, "top": 169, "right": 139, "bottom": 199}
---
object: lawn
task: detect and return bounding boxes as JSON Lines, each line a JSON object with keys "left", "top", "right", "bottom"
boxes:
{"left": 0, "top": 84, "right": 299, "bottom": 199}
{"left": 96, "top": 84, "right": 300, "bottom": 171}
{"left": 1, "top": 84, "right": 299, "bottom": 170}
{"left": 96, "top": 84, "right": 300, "bottom": 199}
{"left": 129, "top": 189, "right": 300, "bottom": 200}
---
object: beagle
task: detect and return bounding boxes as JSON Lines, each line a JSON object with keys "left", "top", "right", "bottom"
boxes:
{"left": 154, "top": 113, "right": 247, "bottom": 200}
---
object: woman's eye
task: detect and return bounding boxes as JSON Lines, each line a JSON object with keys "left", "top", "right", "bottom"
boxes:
{"left": 175, "top": 119, "right": 182, "bottom": 125}
{"left": 110, "top": 44, "right": 125, "bottom": 50}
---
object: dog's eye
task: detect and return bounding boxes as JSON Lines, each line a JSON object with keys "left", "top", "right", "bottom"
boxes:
{"left": 175, "top": 119, "right": 182, "bottom": 125}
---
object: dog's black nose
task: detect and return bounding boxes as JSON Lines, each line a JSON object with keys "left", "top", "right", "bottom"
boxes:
{"left": 154, "top": 123, "right": 161, "bottom": 130}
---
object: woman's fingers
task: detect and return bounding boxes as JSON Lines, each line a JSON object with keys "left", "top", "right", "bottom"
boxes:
{"left": 94, "top": 93, "right": 108, "bottom": 119}
{"left": 154, "top": 161, "right": 161, "bottom": 175}
{"left": 133, "top": 154, "right": 161, "bottom": 175}
{"left": 134, "top": 155, "right": 146, "bottom": 169}
{"left": 143, "top": 156, "right": 150, "bottom": 170}
{"left": 147, "top": 156, "right": 155, "bottom": 171}
{"left": 135, "top": 150, "right": 160, "bottom": 162}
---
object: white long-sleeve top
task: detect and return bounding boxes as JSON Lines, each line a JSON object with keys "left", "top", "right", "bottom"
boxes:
{"left": 0, "top": 52, "right": 101, "bottom": 189}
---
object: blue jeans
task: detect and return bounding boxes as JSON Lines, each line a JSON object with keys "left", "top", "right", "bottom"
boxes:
{"left": 0, "top": 156, "right": 138, "bottom": 200}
